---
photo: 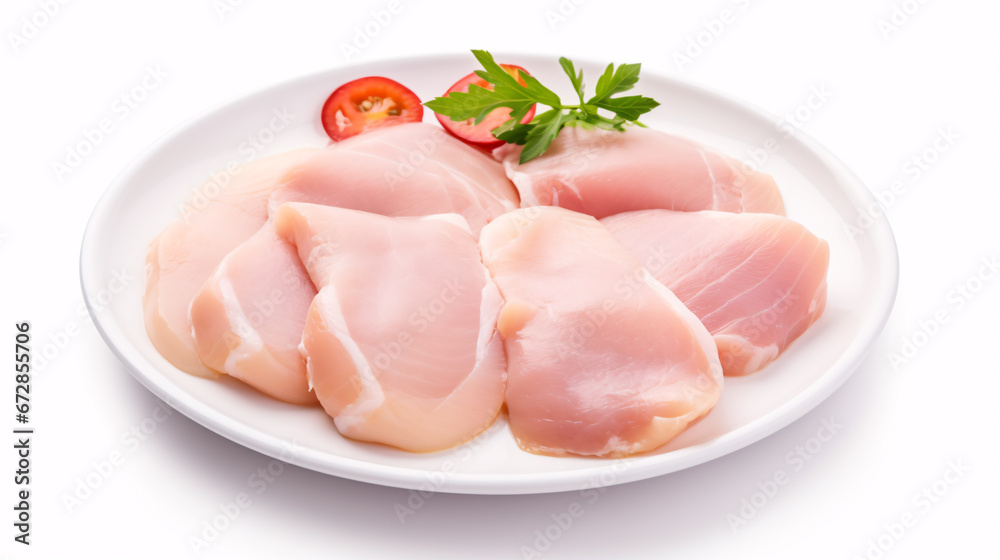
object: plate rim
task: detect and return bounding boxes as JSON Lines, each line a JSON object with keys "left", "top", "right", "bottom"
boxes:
{"left": 79, "top": 52, "right": 899, "bottom": 495}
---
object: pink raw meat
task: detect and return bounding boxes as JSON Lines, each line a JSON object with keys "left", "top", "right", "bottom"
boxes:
{"left": 479, "top": 206, "right": 723, "bottom": 457}
{"left": 602, "top": 209, "right": 829, "bottom": 376}
{"left": 143, "top": 148, "right": 316, "bottom": 378}
{"left": 495, "top": 125, "right": 784, "bottom": 219}
{"left": 273, "top": 203, "right": 506, "bottom": 452}
{"left": 190, "top": 123, "right": 518, "bottom": 402}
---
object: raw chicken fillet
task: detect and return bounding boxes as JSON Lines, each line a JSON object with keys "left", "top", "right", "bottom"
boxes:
{"left": 143, "top": 114, "right": 824, "bottom": 459}
{"left": 270, "top": 122, "right": 519, "bottom": 237}
{"left": 495, "top": 125, "right": 784, "bottom": 219}
{"left": 273, "top": 202, "right": 507, "bottom": 452}
{"left": 602, "top": 210, "right": 829, "bottom": 376}
{"left": 189, "top": 123, "right": 518, "bottom": 403}
{"left": 479, "top": 206, "right": 723, "bottom": 457}
{"left": 189, "top": 225, "right": 317, "bottom": 404}
{"left": 143, "top": 148, "right": 316, "bottom": 377}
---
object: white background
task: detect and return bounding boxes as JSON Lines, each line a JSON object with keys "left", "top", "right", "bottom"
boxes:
{"left": 2, "top": 0, "right": 998, "bottom": 558}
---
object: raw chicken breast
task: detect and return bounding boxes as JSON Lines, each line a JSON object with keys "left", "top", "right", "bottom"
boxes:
{"left": 269, "top": 122, "right": 519, "bottom": 236}
{"left": 479, "top": 207, "right": 723, "bottom": 457}
{"left": 495, "top": 125, "right": 784, "bottom": 219}
{"left": 601, "top": 210, "right": 829, "bottom": 376}
{"left": 189, "top": 123, "right": 518, "bottom": 403}
{"left": 273, "top": 202, "right": 506, "bottom": 452}
{"left": 189, "top": 225, "right": 317, "bottom": 404}
{"left": 143, "top": 148, "right": 316, "bottom": 377}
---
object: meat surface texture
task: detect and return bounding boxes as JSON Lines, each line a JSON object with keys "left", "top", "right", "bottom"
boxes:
{"left": 189, "top": 225, "right": 318, "bottom": 404}
{"left": 495, "top": 125, "right": 784, "bottom": 219}
{"left": 479, "top": 206, "right": 723, "bottom": 457}
{"left": 143, "top": 148, "right": 316, "bottom": 377}
{"left": 269, "top": 122, "right": 519, "bottom": 236}
{"left": 601, "top": 210, "right": 829, "bottom": 376}
{"left": 273, "top": 202, "right": 507, "bottom": 452}
{"left": 189, "top": 123, "right": 518, "bottom": 402}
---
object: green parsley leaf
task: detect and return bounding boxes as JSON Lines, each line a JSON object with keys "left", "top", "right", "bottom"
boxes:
{"left": 593, "top": 95, "right": 660, "bottom": 121}
{"left": 559, "top": 57, "right": 585, "bottom": 105}
{"left": 423, "top": 82, "right": 533, "bottom": 125}
{"left": 519, "top": 109, "right": 575, "bottom": 163}
{"left": 493, "top": 121, "right": 532, "bottom": 145}
{"left": 424, "top": 51, "right": 555, "bottom": 127}
{"left": 471, "top": 50, "right": 562, "bottom": 108}
{"left": 589, "top": 62, "right": 641, "bottom": 104}
{"left": 425, "top": 50, "right": 661, "bottom": 163}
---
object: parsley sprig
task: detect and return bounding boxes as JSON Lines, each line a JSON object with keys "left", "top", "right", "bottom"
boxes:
{"left": 424, "top": 50, "right": 660, "bottom": 163}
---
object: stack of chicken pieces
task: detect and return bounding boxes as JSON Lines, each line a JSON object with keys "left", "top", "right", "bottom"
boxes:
{"left": 145, "top": 123, "right": 829, "bottom": 457}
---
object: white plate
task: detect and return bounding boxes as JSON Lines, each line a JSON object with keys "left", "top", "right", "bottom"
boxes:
{"left": 80, "top": 54, "right": 898, "bottom": 495}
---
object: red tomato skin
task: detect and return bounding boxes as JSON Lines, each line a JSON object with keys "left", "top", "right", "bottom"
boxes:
{"left": 435, "top": 64, "right": 536, "bottom": 150}
{"left": 321, "top": 76, "right": 423, "bottom": 142}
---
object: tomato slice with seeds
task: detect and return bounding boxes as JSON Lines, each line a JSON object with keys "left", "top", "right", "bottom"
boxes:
{"left": 435, "top": 64, "right": 537, "bottom": 150}
{"left": 321, "top": 76, "right": 423, "bottom": 142}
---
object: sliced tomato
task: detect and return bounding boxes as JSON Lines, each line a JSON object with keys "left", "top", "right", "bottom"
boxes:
{"left": 321, "top": 76, "right": 423, "bottom": 141}
{"left": 435, "top": 64, "right": 536, "bottom": 150}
